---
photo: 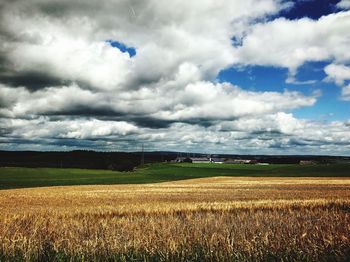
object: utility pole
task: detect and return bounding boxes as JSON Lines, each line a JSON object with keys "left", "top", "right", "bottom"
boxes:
{"left": 141, "top": 143, "right": 145, "bottom": 166}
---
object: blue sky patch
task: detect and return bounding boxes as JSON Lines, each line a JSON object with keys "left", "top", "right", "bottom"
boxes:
{"left": 280, "top": 0, "right": 341, "bottom": 20}
{"left": 106, "top": 40, "right": 136, "bottom": 57}
{"left": 217, "top": 60, "right": 347, "bottom": 121}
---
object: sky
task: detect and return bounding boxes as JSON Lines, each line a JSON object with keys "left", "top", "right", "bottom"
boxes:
{"left": 0, "top": 0, "right": 350, "bottom": 155}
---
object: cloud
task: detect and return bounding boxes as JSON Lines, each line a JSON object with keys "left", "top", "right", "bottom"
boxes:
{"left": 0, "top": 0, "right": 285, "bottom": 91}
{"left": 4, "top": 38, "right": 133, "bottom": 91}
{"left": 233, "top": 11, "right": 350, "bottom": 82}
{"left": 0, "top": 82, "right": 318, "bottom": 124}
{"left": 337, "top": 0, "right": 350, "bottom": 10}
{"left": 341, "top": 84, "right": 350, "bottom": 101}
{"left": 1, "top": 113, "right": 350, "bottom": 155}
{"left": 324, "top": 63, "right": 350, "bottom": 85}
{"left": 0, "top": 117, "right": 138, "bottom": 141}
{"left": 0, "top": 0, "right": 349, "bottom": 154}
{"left": 324, "top": 64, "right": 350, "bottom": 100}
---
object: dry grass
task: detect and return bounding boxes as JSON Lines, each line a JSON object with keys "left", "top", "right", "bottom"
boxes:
{"left": 0, "top": 177, "right": 350, "bottom": 261}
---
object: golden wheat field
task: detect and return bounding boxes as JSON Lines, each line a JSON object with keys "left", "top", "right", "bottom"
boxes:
{"left": 0, "top": 177, "right": 350, "bottom": 261}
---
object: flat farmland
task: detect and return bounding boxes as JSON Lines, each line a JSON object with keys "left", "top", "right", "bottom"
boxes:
{"left": 1, "top": 163, "right": 350, "bottom": 190}
{"left": 0, "top": 176, "right": 349, "bottom": 261}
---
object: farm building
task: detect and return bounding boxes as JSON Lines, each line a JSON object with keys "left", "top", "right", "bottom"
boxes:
{"left": 299, "top": 160, "right": 316, "bottom": 165}
{"left": 173, "top": 156, "right": 227, "bottom": 164}
{"left": 191, "top": 157, "right": 211, "bottom": 163}
{"left": 224, "top": 159, "right": 258, "bottom": 164}
{"left": 210, "top": 157, "right": 225, "bottom": 164}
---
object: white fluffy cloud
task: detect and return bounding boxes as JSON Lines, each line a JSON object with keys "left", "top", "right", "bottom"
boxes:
{"left": 337, "top": 0, "right": 350, "bottom": 9}
{"left": 324, "top": 64, "right": 350, "bottom": 85}
{"left": 0, "top": 82, "right": 317, "bottom": 121}
{"left": 1, "top": 113, "right": 350, "bottom": 155}
{"left": 1, "top": 118, "right": 138, "bottom": 140}
{"left": 233, "top": 11, "right": 350, "bottom": 83}
{"left": 0, "top": 0, "right": 285, "bottom": 91}
{"left": 341, "top": 84, "right": 350, "bottom": 101}
{"left": 324, "top": 64, "right": 350, "bottom": 100}
{"left": 1, "top": 0, "right": 350, "bottom": 154}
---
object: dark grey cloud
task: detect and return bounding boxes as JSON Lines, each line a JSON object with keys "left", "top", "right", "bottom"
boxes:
{"left": 0, "top": 71, "right": 68, "bottom": 91}
{"left": 250, "top": 130, "right": 284, "bottom": 136}
{"left": 0, "top": 127, "right": 11, "bottom": 136}
{"left": 45, "top": 107, "right": 123, "bottom": 118}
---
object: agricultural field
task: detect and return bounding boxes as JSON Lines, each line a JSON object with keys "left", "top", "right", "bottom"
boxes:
{"left": 1, "top": 163, "right": 350, "bottom": 189}
{"left": 0, "top": 166, "right": 350, "bottom": 261}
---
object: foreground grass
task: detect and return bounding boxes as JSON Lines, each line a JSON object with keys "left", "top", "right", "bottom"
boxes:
{"left": 0, "top": 177, "right": 349, "bottom": 261}
{"left": 1, "top": 163, "right": 350, "bottom": 189}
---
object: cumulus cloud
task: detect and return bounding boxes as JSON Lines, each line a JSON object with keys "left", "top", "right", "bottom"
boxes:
{"left": 341, "top": 84, "right": 350, "bottom": 101}
{"left": 1, "top": 113, "right": 350, "bottom": 155}
{"left": 337, "top": 0, "right": 350, "bottom": 10}
{"left": 0, "top": 82, "right": 317, "bottom": 124}
{"left": 1, "top": 118, "right": 138, "bottom": 140}
{"left": 324, "top": 64, "right": 350, "bottom": 100}
{"left": 324, "top": 64, "right": 350, "bottom": 86}
{"left": 0, "top": 0, "right": 349, "bottom": 154}
{"left": 0, "top": 0, "right": 285, "bottom": 91}
{"left": 233, "top": 11, "right": 350, "bottom": 83}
